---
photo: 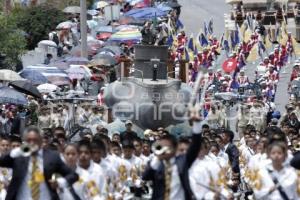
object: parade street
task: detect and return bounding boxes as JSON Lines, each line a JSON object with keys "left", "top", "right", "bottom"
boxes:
{"left": 179, "top": 0, "right": 293, "bottom": 112}
{"left": 1, "top": 0, "right": 300, "bottom": 199}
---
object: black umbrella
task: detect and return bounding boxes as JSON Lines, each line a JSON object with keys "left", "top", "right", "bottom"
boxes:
{"left": 98, "top": 45, "right": 123, "bottom": 56}
{"left": 91, "top": 54, "right": 118, "bottom": 66}
{"left": 9, "top": 80, "right": 42, "bottom": 99}
{"left": 164, "top": 1, "right": 181, "bottom": 8}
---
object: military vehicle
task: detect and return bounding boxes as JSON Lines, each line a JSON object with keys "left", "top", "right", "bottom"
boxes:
{"left": 104, "top": 45, "right": 192, "bottom": 130}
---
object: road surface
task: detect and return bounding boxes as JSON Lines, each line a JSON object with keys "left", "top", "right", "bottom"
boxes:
{"left": 178, "top": 0, "right": 291, "bottom": 114}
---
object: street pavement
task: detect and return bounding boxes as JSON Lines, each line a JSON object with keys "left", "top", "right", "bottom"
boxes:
{"left": 178, "top": 0, "right": 292, "bottom": 114}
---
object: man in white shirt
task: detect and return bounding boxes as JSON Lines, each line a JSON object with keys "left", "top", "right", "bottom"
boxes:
{"left": 122, "top": 140, "right": 143, "bottom": 170}
{"left": 77, "top": 140, "right": 107, "bottom": 199}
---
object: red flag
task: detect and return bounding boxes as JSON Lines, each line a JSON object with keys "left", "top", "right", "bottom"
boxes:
{"left": 222, "top": 58, "right": 237, "bottom": 73}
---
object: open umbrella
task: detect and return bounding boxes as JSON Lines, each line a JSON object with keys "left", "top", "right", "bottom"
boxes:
{"left": 118, "top": 16, "right": 146, "bottom": 25}
{"left": 48, "top": 61, "right": 70, "bottom": 70}
{"left": 19, "top": 69, "right": 48, "bottom": 85}
{"left": 124, "top": 7, "right": 167, "bottom": 19}
{"left": 96, "top": 32, "right": 112, "bottom": 40}
{"left": 70, "top": 46, "right": 97, "bottom": 57}
{"left": 134, "top": 1, "right": 148, "bottom": 8}
{"left": 164, "top": 1, "right": 181, "bottom": 8}
{"left": 66, "top": 67, "right": 86, "bottom": 80}
{"left": 65, "top": 57, "right": 89, "bottom": 65}
{"left": 222, "top": 58, "right": 237, "bottom": 73}
{"left": 99, "top": 45, "right": 123, "bottom": 55}
{"left": 63, "top": 6, "right": 81, "bottom": 14}
{"left": 56, "top": 21, "right": 74, "bottom": 30}
{"left": 0, "top": 86, "right": 28, "bottom": 105}
{"left": 87, "top": 20, "right": 98, "bottom": 29}
{"left": 0, "top": 70, "right": 23, "bottom": 81}
{"left": 38, "top": 40, "right": 57, "bottom": 47}
{"left": 47, "top": 76, "right": 70, "bottom": 85}
{"left": 95, "top": 26, "right": 116, "bottom": 33}
{"left": 87, "top": 10, "right": 99, "bottom": 16}
{"left": 115, "top": 25, "right": 139, "bottom": 31}
{"left": 156, "top": 3, "right": 173, "bottom": 12}
{"left": 109, "top": 28, "right": 142, "bottom": 43}
{"left": 37, "top": 83, "right": 58, "bottom": 93}
{"left": 87, "top": 39, "right": 104, "bottom": 51}
{"left": 91, "top": 54, "right": 117, "bottom": 66}
{"left": 96, "top": 1, "right": 109, "bottom": 8}
{"left": 9, "top": 80, "right": 42, "bottom": 99}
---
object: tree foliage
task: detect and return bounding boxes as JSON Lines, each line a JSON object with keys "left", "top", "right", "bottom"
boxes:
{"left": 12, "top": 5, "right": 67, "bottom": 50}
{"left": 0, "top": 14, "right": 27, "bottom": 70}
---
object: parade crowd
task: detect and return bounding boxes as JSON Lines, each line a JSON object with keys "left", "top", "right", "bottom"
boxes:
{"left": 0, "top": 0, "right": 300, "bottom": 199}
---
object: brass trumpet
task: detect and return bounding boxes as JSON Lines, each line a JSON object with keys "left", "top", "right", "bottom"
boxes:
{"left": 20, "top": 143, "right": 39, "bottom": 157}
{"left": 151, "top": 142, "right": 171, "bottom": 156}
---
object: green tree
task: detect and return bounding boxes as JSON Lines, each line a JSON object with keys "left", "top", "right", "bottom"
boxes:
{"left": 0, "top": 14, "right": 26, "bottom": 70}
{"left": 12, "top": 5, "right": 67, "bottom": 50}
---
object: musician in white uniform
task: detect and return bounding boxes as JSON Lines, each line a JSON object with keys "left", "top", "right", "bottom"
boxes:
{"left": 77, "top": 140, "right": 107, "bottom": 200}
{"left": 190, "top": 138, "right": 231, "bottom": 200}
{"left": 250, "top": 141, "right": 300, "bottom": 200}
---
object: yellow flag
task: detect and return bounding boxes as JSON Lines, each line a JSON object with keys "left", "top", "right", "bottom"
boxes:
{"left": 240, "top": 23, "right": 246, "bottom": 40}
{"left": 244, "top": 28, "right": 252, "bottom": 42}
{"left": 172, "top": 35, "right": 178, "bottom": 48}
{"left": 292, "top": 37, "right": 300, "bottom": 56}
{"left": 280, "top": 22, "right": 288, "bottom": 45}
{"left": 225, "top": 30, "right": 230, "bottom": 41}
{"left": 247, "top": 43, "right": 258, "bottom": 62}
{"left": 280, "top": 33, "right": 288, "bottom": 46}
{"left": 265, "top": 34, "right": 272, "bottom": 49}
{"left": 188, "top": 49, "right": 194, "bottom": 60}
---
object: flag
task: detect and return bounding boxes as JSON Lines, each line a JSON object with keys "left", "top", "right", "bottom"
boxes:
{"left": 234, "top": 24, "right": 240, "bottom": 45}
{"left": 258, "top": 41, "right": 266, "bottom": 52}
{"left": 176, "top": 19, "right": 184, "bottom": 30}
{"left": 225, "top": 29, "right": 230, "bottom": 41}
{"left": 208, "top": 19, "right": 213, "bottom": 35}
{"left": 152, "top": 12, "right": 157, "bottom": 27}
{"left": 223, "top": 39, "right": 230, "bottom": 52}
{"left": 188, "top": 50, "right": 194, "bottom": 61}
{"left": 183, "top": 47, "right": 190, "bottom": 61}
{"left": 166, "top": 35, "right": 174, "bottom": 47}
{"left": 246, "top": 14, "right": 253, "bottom": 30}
{"left": 167, "top": 17, "right": 174, "bottom": 35}
{"left": 230, "top": 31, "right": 236, "bottom": 49}
{"left": 204, "top": 22, "right": 208, "bottom": 36}
{"left": 275, "top": 24, "right": 280, "bottom": 42}
{"left": 188, "top": 35, "right": 195, "bottom": 51}
{"left": 219, "top": 33, "right": 224, "bottom": 48}
{"left": 280, "top": 23, "right": 288, "bottom": 45}
{"left": 216, "top": 33, "right": 224, "bottom": 53}
{"left": 247, "top": 43, "right": 258, "bottom": 62}
{"left": 265, "top": 29, "right": 272, "bottom": 49}
{"left": 199, "top": 33, "right": 208, "bottom": 47}
{"left": 258, "top": 41, "right": 266, "bottom": 58}
{"left": 194, "top": 45, "right": 198, "bottom": 55}
{"left": 172, "top": 35, "right": 178, "bottom": 48}
{"left": 292, "top": 36, "right": 300, "bottom": 56}
{"left": 240, "top": 23, "right": 246, "bottom": 40}
{"left": 244, "top": 28, "right": 251, "bottom": 42}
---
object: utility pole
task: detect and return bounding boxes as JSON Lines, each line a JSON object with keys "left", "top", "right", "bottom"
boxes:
{"left": 80, "top": 0, "right": 88, "bottom": 58}
{"left": 4, "top": 0, "right": 11, "bottom": 15}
